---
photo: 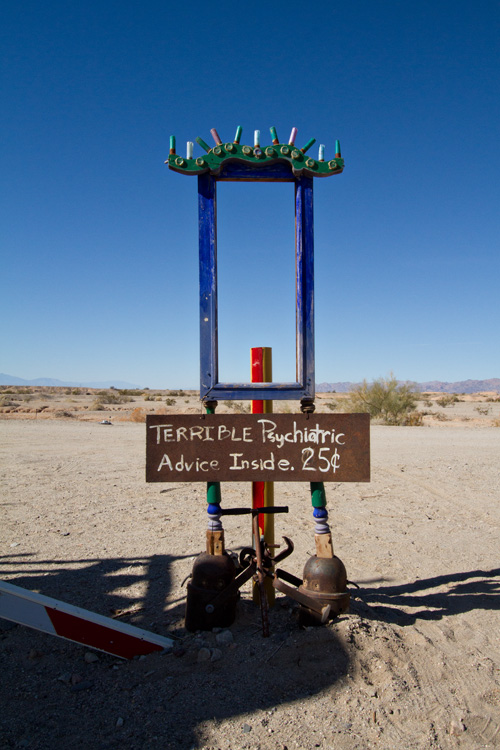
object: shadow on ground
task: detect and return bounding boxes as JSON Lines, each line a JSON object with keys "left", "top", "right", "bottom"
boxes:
{"left": 355, "top": 567, "right": 500, "bottom": 625}
{"left": 0, "top": 552, "right": 350, "bottom": 750}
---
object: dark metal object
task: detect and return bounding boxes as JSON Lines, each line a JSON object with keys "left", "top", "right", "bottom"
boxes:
{"left": 273, "top": 555, "right": 350, "bottom": 626}
{"left": 184, "top": 507, "right": 293, "bottom": 634}
{"left": 185, "top": 552, "right": 238, "bottom": 632}
{"left": 299, "top": 555, "right": 350, "bottom": 625}
{"left": 146, "top": 413, "right": 370, "bottom": 483}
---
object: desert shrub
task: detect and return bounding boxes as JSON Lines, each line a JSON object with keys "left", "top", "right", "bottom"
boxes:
{"left": 419, "top": 397, "right": 432, "bottom": 407}
{"left": 346, "top": 374, "right": 418, "bottom": 425}
{"left": 94, "top": 393, "right": 132, "bottom": 405}
{"left": 434, "top": 412, "right": 449, "bottom": 421}
{"left": 54, "top": 410, "right": 74, "bottom": 418}
{"left": 233, "top": 401, "right": 249, "bottom": 413}
{"left": 165, "top": 397, "right": 176, "bottom": 406}
{"left": 475, "top": 406, "right": 490, "bottom": 416}
{"left": 167, "top": 390, "right": 180, "bottom": 396}
{"left": 0, "top": 396, "right": 18, "bottom": 407}
{"left": 118, "top": 389, "right": 143, "bottom": 396}
{"left": 325, "top": 400, "right": 338, "bottom": 411}
{"left": 486, "top": 396, "right": 500, "bottom": 403}
{"left": 129, "top": 407, "right": 146, "bottom": 423}
{"left": 436, "top": 394, "right": 459, "bottom": 407}
{"left": 492, "top": 418, "right": 500, "bottom": 427}
{"left": 403, "top": 411, "right": 424, "bottom": 426}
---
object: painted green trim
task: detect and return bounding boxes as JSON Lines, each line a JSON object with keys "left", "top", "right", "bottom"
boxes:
{"left": 310, "top": 481, "right": 327, "bottom": 508}
{"left": 207, "top": 481, "right": 221, "bottom": 505}
{"left": 168, "top": 141, "right": 344, "bottom": 178}
{"left": 301, "top": 137, "right": 316, "bottom": 154}
{"left": 196, "top": 136, "right": 211, "bottom": 153}
{"left": 205, "top": 402, "right": 221, "bottom": 504}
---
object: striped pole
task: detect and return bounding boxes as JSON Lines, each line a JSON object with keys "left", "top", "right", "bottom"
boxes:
{"left": 0, "top": 580, "right": 173, "bottom": 660}
{"left": 251, "top": 347, "right": 275, "bottom": 605}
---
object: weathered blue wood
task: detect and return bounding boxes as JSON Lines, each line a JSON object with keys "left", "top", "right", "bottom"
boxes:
{"left": 295, "top": 177, "right": 315, "bottom": 400}
{"left": 198, "top": 165, "right": 315, "bottom": 402}
{"left": 208, "top": 383, "right": 308, "bottom": 401}
{"left": 217, "top": 162, "right": 295, "bottom": 181}
{"left": 198, "top": 173, "right": 218, "bottom": 397}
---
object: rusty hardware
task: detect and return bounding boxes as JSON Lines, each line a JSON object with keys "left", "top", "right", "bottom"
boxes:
{"left": 184, "top": 507, "right": 291, "bottom": 633}
{"left": 185, "top": 552, "right": 239, "bottom": 632}
{"left": 273, "top": 554, "right": 350, "bottom": 626}
{"left": 221, "top": 507, "right": 291, "bottom": 638}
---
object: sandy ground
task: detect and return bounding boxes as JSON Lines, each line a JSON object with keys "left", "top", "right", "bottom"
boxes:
{"left": 1, "top": 392, "right": 500, "bottom": 750}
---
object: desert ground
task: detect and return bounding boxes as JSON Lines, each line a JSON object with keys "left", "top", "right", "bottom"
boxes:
{"left": 1, "top": 387, "right": 499, "bottom": 750}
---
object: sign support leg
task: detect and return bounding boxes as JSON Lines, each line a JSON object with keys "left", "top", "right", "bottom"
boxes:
{"left": 251, "top": 346, "right": 275, "bottom": 605}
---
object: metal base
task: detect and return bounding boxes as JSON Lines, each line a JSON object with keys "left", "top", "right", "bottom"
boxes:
{"left": 298, "top": 554, "right": 350, "bottom": 625}
{"left": 185, "top": 552, "right": 238, "bottom": 632}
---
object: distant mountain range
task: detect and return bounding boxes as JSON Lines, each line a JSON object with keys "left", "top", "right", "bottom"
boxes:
{"left": 317, "top": 378, "right": 500, "bottom": 394}
{"left": 0, "top": 374, "right": 140, "bottom": 389}
{"left": 2, "top": 373, "right": 499, "bottom": 394}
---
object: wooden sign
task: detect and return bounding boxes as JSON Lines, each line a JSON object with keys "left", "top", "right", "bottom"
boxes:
{"left": 146, "top": 413, "right": 369, "bottom": 483}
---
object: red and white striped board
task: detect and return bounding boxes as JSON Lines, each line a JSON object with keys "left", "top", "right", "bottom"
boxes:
{"left": 0, "top": 580, "right": 174, "bottom": 659}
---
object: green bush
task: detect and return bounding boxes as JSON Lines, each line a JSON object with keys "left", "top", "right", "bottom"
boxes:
{"left": 436, "top": 394, "right": 459, "bottom": 407}
{"left": 346, "top": 374, "right": 418, "bottom": 425}
{"left": 92, "top": 393, "right": 131, "bottom": 406}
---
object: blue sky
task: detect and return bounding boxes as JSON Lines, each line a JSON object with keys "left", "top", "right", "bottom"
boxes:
{"left": 2, "top": 1, "right": 499, "bottom": 389}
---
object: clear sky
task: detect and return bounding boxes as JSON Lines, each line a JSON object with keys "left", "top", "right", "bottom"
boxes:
{"left": 2, "top": 1, "right": 499, "bottom": 389}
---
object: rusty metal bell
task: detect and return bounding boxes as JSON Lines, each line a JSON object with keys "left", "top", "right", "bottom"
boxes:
{"left": 185, "top": 552, "right": 238, "bottom": 632}
{"left": 298, "top": 554, "right": 350, "bottom": 626}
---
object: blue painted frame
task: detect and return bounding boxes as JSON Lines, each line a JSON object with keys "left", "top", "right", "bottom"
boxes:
{"left": 199, "top": 161, "right": 314, "bottom": 401}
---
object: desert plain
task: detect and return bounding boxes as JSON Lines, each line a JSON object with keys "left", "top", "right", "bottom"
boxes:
{"left": 1, "top": 386, "right": 499, "bottom": 749}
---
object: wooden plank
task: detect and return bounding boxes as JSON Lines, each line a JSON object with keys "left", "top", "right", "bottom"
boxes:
{"left": 0, "top": 580, "right": 173, "bottom": 660}
{"left": 146, "top": 413, "right": 370, "bottom": 483}
{"left": 315, "top": 533, "right": 334, "bottom": 559}
{"left": 295, "top": 177, "right": 315, "bottom": 399}
{"left": 198, "top": 173, "right": 218, "bottom": 398}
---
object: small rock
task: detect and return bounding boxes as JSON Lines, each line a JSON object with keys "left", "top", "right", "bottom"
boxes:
{"left": 449, "top": 720, "right": 466, "bottom": 735}
{"left": 84, "top": 651, "right": 99, "bottom": 663}
{"left": 71, "top": 679, "right": 94, "bottom": 692}
{"left": 71, "top": 673, "right": 83, "bottom": 685}
{"left": 57, "top": 672, "right": 72, "bottom": 684}
{"left": 210, "top": 648, "right": 222, "bottom": 663}
{"left": 116, "top": 717, "right": 124, "bottom": 728}
{"left": 197, "top": 647, "right": 211, "bottom": 662}
{"left": 242, "top": 723, "right": 252, "bottom": 733}
{"left": 215, "top": 629, "right": 234, "bottom": 646}
{"left": 10, "top": 542, "right": 20, "bottom": 548}
{"left": 28, "top": 648, "right": 43, "bottom": 660}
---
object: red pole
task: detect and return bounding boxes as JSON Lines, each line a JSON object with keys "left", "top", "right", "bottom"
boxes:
{"left": 251, "top": 347, "right": 275, "bottom": 605}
